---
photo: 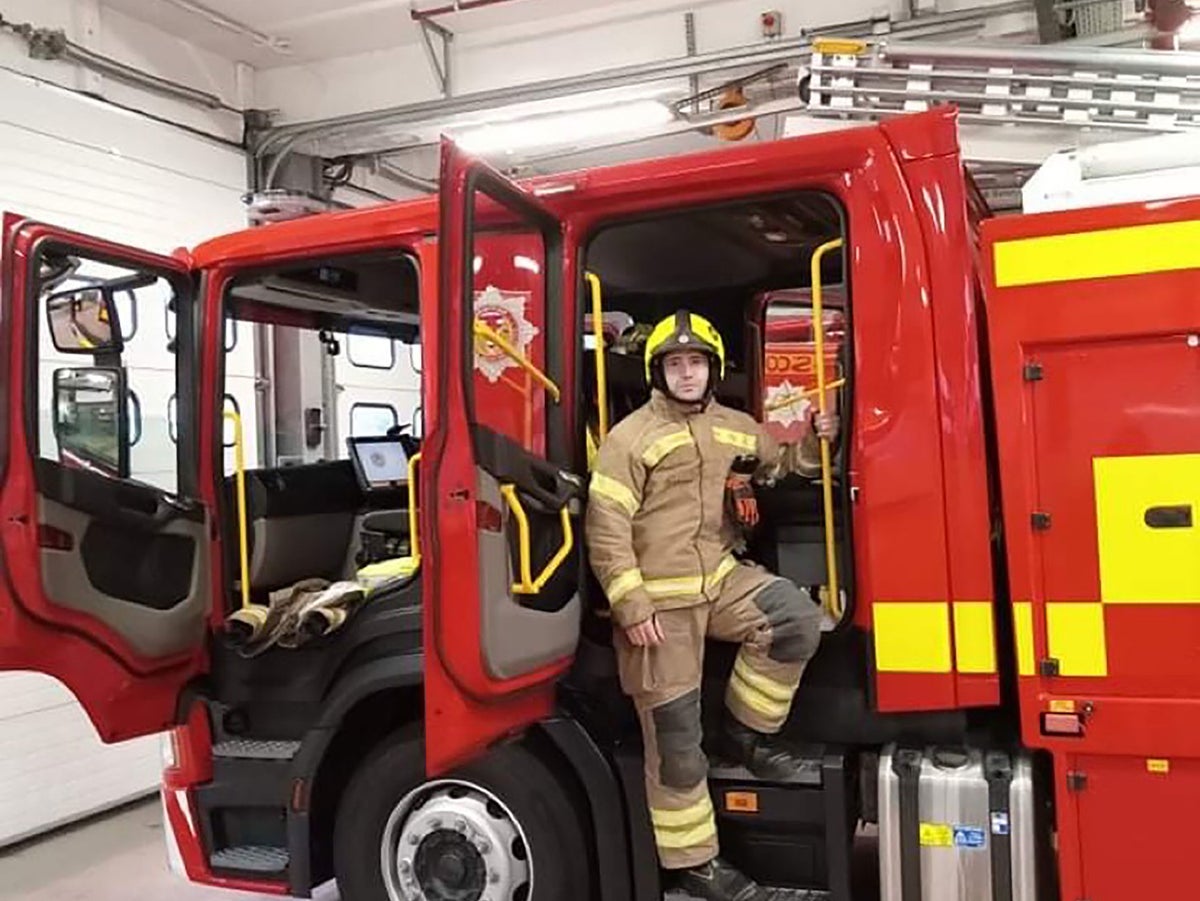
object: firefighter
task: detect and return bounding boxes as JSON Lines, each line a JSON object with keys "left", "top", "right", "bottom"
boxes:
{"left": 585, "top": 310, "right": 837, "bottom": 900}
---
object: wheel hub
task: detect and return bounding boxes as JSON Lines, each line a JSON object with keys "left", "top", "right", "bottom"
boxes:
{"left": 381, "top": 780, "right": 532, "bottom": 901}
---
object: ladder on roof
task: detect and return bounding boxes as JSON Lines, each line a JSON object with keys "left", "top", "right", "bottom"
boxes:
{"left": 804, "top": 38, "right": 1200, "bottom": 135}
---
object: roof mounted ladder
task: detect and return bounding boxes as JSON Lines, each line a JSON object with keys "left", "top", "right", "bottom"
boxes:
{"left": 806, "top": 39, "right": 1200, "bottom": 135}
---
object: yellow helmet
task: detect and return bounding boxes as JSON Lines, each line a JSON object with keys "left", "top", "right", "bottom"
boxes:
{"left": 644, "top": 310, "right": 726, "bottom": 393}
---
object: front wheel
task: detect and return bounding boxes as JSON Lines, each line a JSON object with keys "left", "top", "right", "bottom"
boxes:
{"left": 334, "top": 730, "right": 590, "bottom": 901}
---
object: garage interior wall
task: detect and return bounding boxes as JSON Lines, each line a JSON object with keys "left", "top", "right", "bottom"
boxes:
{"left": 0, "top": 0, "right": 248, "bottom": 847}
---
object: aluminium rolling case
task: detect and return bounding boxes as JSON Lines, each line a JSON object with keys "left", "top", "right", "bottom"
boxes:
{"left": 878, "top": 746, "right": 1037, "bottom": 901}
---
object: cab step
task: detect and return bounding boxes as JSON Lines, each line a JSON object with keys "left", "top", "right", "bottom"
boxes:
{"left": 706, "top": 747, "right": 855, "bottom": 901}
{"left": 707, "top": 757, "right": 824, "bottom": 786}
{"left": 210, "top": 844, "right": 290, "bottom": 874}
{"left": 212, "top": 738, "right": 302, "bottom": 760}
{"left": 666, "top": 889, "right": 829, "bottom": 900}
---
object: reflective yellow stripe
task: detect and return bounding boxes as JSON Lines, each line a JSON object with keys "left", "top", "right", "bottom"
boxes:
{"left": 589, "top": 472, "right": 638, "bottom": 516}
{"left": 733, "top": 656, "right": 799, "bottom": 703}
{"left": 712, "top": 426, "right": 758, "bottom": 453}
{"left": 654, "top": 819, "right": 717, "bottom": 850}
{"left": 729, "top": 665, "right": 792, "bottom": 720}
{"left": 650, "top": 796, "right": 714, "bottom": 828}
{"left": 650, "top": 797, "right": 716, "bottom": 849}
{"left": 643, "top": 575, "right": 702, "bottom": 597}
{"left": 642, "top": 430, "right": 693, "bottom": 467}
{"left": 993, "top": 219, "right": 1200, "bottom": 288}
{"left": 705, "top": 556, "right": 737, "bottom": 592}
{"left": 872, "top": 602, "right": 952, "bottom": 673}
{"left": 643, "top": 557, "right": 737, "bottom": 599}
{"left": 952, "top": 602, "right": 996, "bottom": 674}
{"left": 1046, "top": 602, "right": 1108, "bottom": 677}
{"left": 606, "top": 569, "right": 643, "bottom": 604}
{"left": 1013, "top": 602, "right": 1034, "bottom": 677}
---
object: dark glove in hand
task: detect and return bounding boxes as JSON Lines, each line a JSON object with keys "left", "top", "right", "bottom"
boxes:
{"left": 725, "top": 473, "right": 759, "bottom": 528}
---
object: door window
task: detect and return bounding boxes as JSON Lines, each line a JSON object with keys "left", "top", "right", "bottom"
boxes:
{"left": 35, "top": 250, "right": 185, "bottom": 494}
{"left": 348, "top": 328, "right": 395, "bottom": 369}
{"left": 350, "top": 402, "right": 399, "bottom": 437}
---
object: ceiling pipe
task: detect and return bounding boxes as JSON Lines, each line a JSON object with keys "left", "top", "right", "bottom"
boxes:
{"left": 410, "top": 0, "right": 524, "bottom": 21}
{"left": 162, "top": 0, "right": 291, "bottom": 52}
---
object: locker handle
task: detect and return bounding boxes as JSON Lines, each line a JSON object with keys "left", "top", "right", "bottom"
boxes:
{"left": 1145, "top": 504, "right": 1193, "bottom": 529}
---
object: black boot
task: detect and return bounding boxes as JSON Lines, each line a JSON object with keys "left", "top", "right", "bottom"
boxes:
{"left": 720, "top": 717, "right": 818, "bottom": 783}
{"left": 674, "top": 856, "right": 769, "bottom": 901}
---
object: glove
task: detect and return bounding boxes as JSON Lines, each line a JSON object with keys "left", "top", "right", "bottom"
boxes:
{"left": 725, "top": 466, "right": 759, "bottom": 529}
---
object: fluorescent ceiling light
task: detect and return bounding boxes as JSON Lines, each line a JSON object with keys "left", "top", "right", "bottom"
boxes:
{"left": 452, "top": 100, "right": 675, "bottom": 155}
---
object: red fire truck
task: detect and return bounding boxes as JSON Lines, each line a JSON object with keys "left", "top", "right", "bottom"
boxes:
{"left": 2, "top": 106, "right": 1197, "bottom": 901}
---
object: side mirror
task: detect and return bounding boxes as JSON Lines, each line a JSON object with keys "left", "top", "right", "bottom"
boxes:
{"left": 46, "top": 287, "right": 124, "bottom": 355}
{"left": 52, "top": 367, "right": 129, "bottom": 479}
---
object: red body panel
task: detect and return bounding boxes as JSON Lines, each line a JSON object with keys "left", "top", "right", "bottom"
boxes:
{"left": 887, "top": 145, "right": 999, "bottom": 709}
{"left": 984, "top": 195, "right": 1200, "bottom": 901}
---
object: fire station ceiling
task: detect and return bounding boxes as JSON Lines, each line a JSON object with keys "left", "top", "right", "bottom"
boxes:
{"left": 99, "top": 0, "right": 665, "bottom": 68}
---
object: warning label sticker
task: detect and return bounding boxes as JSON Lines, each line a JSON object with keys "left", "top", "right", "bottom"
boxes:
{"left": 954, "top": 827, "right": 987, "bottom": 849}
{"left": 919, "top": 823, "right": 953, "bottom": 847}
{"left": 991, "top": 812, "right": 1010, "bottom": 836}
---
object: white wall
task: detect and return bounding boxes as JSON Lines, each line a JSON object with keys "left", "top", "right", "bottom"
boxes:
{"left": 0, "top": 0, "right": 247, "bottom": 144}
{"left": 0, "top": 57, "right": 249, "bottom": 847}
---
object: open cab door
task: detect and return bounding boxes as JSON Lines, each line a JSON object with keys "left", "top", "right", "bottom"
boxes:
{"left": 0, "top": 214, "right": 210, "bottom": 742}
{"left": 425, "top": 142, "right": 583, "bottom": 774}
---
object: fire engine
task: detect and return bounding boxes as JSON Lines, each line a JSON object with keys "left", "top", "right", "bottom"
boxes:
{"left": 2, "top": 105, "right": 1197, "bottom": 901}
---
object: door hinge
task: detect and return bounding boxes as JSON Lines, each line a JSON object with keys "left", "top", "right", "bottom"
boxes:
{"left": 1039, "top": 657, "right": 1061, "bottom": 677}
{"left": 1023, "top": 362, "right": 1044, "bottom": 382}
{"left": 1031, "top": 512, "right": 1052, "bottom": 530}
{"left": 1066, "top": 771, "right": 1088, "bottom": 792}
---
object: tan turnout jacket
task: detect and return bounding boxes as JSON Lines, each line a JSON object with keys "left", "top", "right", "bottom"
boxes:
{"left": 586, "top": 390, "right": 820, "bottom": 628}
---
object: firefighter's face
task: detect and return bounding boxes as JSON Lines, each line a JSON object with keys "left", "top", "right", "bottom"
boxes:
{"left": 663, "top": 350, "right": 710, "bottom": 402}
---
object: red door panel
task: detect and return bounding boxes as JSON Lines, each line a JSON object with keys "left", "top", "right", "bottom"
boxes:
{"left": 1073, "top": 753, "right": 1200, "bottom": 901}
{"left": 424, "top": 143, "right": 581, "bottom": 775}
{"left": 0, "top": 213, "right": 207, "bottom": 742}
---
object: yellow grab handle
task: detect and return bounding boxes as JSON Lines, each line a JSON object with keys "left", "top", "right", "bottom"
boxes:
{"left": 407, "top": 452, "right": 422, "bottom": 569}
{"left": 585, "top": 271, "right": 609, "bottom": 441}
{"left": 224, "top": 410, "right": 251, "bottom": 612}
{"left": 474, "top": 320, "right": 561, "bottom": 402}
{"left": 811, "top": 237, "right": 844, "bottom": 621}
{"left": 499, "top": 484, "right": 575, "bottom": 595}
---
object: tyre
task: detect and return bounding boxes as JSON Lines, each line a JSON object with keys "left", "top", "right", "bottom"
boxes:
{"left": 334, "top": 729, "right": 591, "bottom": 901}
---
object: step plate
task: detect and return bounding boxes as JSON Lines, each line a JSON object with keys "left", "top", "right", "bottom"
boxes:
{"left": 666, "top": 889, "right": 829, "bottom": 901}
{"left": 210, "top": 845, "right": 290, "bottom": 873}
{"left": 707, "top": 758, "right": 823, "bottom": 786}
{"left": 212, "top": 739, "right": 302, "bottom": 760}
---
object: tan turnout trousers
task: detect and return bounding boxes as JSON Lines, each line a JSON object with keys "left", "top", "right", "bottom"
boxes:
{"left": 586, "top": 390, "right": 823, "bottom": 869}
{"left": 614, "top": 563, "right": 820, "bottom": 868}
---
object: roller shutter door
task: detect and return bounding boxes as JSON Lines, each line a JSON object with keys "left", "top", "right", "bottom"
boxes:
{"left": 0, "top": 69, "right": 246, "bottom": 847}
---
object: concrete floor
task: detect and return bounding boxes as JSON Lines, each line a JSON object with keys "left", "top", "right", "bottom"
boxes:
{"left": 0, "top": 797, "right": 880, "bottom": 901}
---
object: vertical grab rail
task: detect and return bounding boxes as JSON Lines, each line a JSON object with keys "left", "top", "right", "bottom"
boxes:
{"left": 584, "top": 271, "right": 609, "bottom": 441}
{"left": 811, "top": 237, "right": 845, "bottom": 621}
{"left": 407, "top": 452, "right": 422, "bottom": 569}
{"left": 224, "top": 410, "right": 251, "bottom": 612}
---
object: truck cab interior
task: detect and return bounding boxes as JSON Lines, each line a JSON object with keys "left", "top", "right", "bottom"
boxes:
{"left": 211, "top": 252, "right": 426, "bottom": 709}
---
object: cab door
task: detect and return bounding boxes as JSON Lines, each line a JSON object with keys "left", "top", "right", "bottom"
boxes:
{"left": 424, "top": 143, "right": 583, "bottom": 774}
{"left": 0, "top": 214, "right": 210, "bottom": 742}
